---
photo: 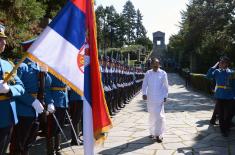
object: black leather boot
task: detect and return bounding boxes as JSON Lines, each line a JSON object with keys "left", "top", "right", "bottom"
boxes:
{"left": 47, "top": 138, "right": 55, "bottom": 155}
{"left": 54, "top": 134, "right": 61, "bottom": 153}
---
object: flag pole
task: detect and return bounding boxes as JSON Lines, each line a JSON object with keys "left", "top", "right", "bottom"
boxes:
{"left": 3, "top": 53, "right": 28, "bottom": 83}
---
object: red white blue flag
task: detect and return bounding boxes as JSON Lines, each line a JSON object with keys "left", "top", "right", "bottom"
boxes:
{"left": 27, "top": 0, "right": 112, "bottom": 154}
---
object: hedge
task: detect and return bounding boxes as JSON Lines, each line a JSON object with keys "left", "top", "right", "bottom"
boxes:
{"left": 189, "top": 73, "right": 214, "bottom": 94}
{"left": 180, "top": 69, "right": 215, "bottom": 95}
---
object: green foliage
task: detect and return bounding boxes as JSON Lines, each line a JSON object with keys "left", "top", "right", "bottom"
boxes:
{"left": 0, "top": 0, "right": 152, "bottom": 63}
{"left": 39, "top": 0, "right": 67, "bottom": 18}
{"left": 121, "top": 45, "right": 144, "bottom": 53}
{"left": 0, "top": 0, "right": 45, "bottom": 48}
{"left": 0, "top": 0, "right": 67, "bottom": 58}
{"left": 190, "top": 73, "right": 214, "bottom": 94}
{"left": 168, "top": 0, "right": 235, "bottom": 73}
{"left": 95, "top": 0, "right": 152, "bottom": 60}
{"left": 135, "top": 37, "right": 153, "bottom": 51}
{"left": 136, "top": 9, "right": 146, "bottom": 39}
{"left": 122, "top": 0, "right": 136, "bottom": 44}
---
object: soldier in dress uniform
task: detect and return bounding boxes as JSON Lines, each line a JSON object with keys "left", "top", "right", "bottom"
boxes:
{"left": 106, "top": 57, "right": 118, "bottom": 113}
{"left": 110, "top": 59, "right": 120, "bottom": 111}
{"left": 100, "top": 56, "right": 112, "bottom": 116}
{"left": 207, "top": 56, "right": 234, "bottom": 137}
{"left": 116, "top": 62, "right": 126, "bottom": 108}
{"left": 9, "top": 39, "right": 55, "bottom": 155}
{"left": 100, "top": 56, "right": 115, "bottom": 116}
{"left": 68, "top": 89, "right": 83, "bottom": 145}
{"left": 46, "top": 73, "right": 68, "bottom": 155}
{"left": 0, "top": 24, "right": 25, "bottom": 155}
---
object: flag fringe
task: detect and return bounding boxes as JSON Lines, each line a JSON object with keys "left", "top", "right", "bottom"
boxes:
{"left": 27, "top": 53, "right": 84, "bottom": 96}
{"left": 94, "top": 124, "right": 113, "bottom": 144}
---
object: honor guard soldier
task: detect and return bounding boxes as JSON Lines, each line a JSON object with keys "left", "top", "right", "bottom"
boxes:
{"left": 68, "top": 89, "right": 83, "bottom": 145}
{"left": 207, "top": 56, "right": 234, "bottom": 137}
{"left": 100, "top": 56, "right": 114, "bottom": 116}
{"left": 9, "top": 39, "right": 55, "bottom": 155}
{"left": 105, "top": 57, "right": 117, "bottom": 114}
{"left": 47, "top": 73, "right": 68, "bottom": 155}
{"left": 0, "top": 24, "right": 25, "bottom": 155}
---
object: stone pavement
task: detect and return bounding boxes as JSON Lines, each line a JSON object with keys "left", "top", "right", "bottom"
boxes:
{"left": 30, "top": 73, "right": 235, "bottom": 155}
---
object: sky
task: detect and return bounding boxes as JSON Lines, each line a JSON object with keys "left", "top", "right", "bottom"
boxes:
{"left": 95, "top": 0, "right": 189, "bottom": 44}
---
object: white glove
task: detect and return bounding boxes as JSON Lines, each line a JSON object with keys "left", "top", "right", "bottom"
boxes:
{"left": 38, "top": 64, "right": 48, "bottom": 72}
{"left": 0, "top": 80, "right": 10, "bottom": 94}
{"left": 103, "top": 86, "right": 108, "bottom": 91}
{"left": 47, "top": 103, "right": 55, "bottom": 113}
{"left": 32, "top": 99, "right": 44, "bottom": 114}
{"left": 212, "top": 62, "right": 219, "bottom": 69}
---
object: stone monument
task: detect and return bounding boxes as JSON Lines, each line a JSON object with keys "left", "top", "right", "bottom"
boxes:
{"left": 151, "top": 31, "right": 166, "bottom": 61}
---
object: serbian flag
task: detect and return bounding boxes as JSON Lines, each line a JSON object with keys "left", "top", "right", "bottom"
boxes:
{"left": 27, "top": 0, "right": 112, "bottom": 154}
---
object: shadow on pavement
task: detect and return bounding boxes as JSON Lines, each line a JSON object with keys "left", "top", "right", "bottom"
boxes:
{"left": 98, "top": 136, "right": 155, "bottom": 155}
{"left": 168, "top": 73, "right": 186, "bottom": 86}
{"left": 29, "top": 125, "right": 76, "bottom": 155}
{"left": 176, "top": 123, "right": 235, "bottom": 155}
{"left": 165, "top": 91, "right": 214, "bottom": 113}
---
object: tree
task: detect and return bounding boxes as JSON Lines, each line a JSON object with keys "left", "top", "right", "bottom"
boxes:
{"left": 114, "top": 14, "right": 126, "bottom": 47}
{"left": 39, "top": 0, "right": 67, "bottom": 18}
{"left": 0, "top": 0, "right": 45, "bottom": 49}
{"left": 135, "top": 37, "right": 152, "bottom": 51}
{"left": 95, "top": 5, "right": 106, "bottom": 51}
{"left": 135, "top": 9, "right": 146, "bottom": 39}
{"left": 168, "top": 0, "right": 235, "bottom": 73}
{"left": 122, "top": 0, "right": 136, "bottom": 44}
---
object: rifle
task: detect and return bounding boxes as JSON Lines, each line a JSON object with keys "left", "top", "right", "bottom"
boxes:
{"left": 38, "top": 71, "right": 48, "bottom": 136}
{"left": 38, "top": 71, "right": 45, "bottom": 103}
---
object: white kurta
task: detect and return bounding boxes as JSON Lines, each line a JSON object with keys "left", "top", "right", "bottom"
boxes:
{"left": 142, "top": 68, "right": 168, "bottom": 137}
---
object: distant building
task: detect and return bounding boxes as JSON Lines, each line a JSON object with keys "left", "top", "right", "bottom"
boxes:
{"left": 151, "top": 31, "right": 166, "bottom": 62}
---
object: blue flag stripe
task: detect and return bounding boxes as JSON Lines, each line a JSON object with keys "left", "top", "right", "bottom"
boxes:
{"left": 49, "top": 1, "right": 86, "bottom": 50}
{"left": 84, "top": 65, "right": 91, "bottom": 104}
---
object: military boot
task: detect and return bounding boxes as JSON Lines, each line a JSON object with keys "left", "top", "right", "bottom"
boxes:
{"left": 47, "top": 138, "right": 55, "bottom": 155}
{"left": 22, "top": 149, "right": 29, "bottom": 155}
{"left": 54, "top": 134, "right": 61, "bottom": 153}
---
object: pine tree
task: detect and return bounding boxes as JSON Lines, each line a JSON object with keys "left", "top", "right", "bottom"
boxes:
{"left": 122, "top": 0, "right": 136, "bottom": 44}
{"left": 136, "top": 9, "right": 146, "bottom": 39}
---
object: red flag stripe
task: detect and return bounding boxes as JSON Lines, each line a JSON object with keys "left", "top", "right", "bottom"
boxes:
{"left": 86, "top": 0, "right": 112, "bottom": 139}
{"left": 72, "top": 0, "right": 86, "bottom": 14}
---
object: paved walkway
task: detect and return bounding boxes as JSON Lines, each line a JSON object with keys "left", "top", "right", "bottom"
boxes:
{"left": 31, "top": 73, "right": 235, "bottom": 155}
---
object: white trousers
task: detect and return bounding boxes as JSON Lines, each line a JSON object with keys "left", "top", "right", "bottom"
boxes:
{"left": 147, "top": 101, "right": 166, "bottom": 137}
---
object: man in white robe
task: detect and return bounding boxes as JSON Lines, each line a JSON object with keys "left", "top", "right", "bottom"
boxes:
{"left": 142, "top": 58, "right": 168, "bottom": 142}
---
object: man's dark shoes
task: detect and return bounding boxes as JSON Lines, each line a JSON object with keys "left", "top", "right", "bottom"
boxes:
{"left": 156, "top": 136, "right": 163, "bottom": 143}
{"left": 210, "top": 119, "right": 218, "bottom": 125}
{"left": 151, "top": 136, "right": 163, "bottom": 143}
{"left": 149, "top": 135, "right": 154, "bottom": 139}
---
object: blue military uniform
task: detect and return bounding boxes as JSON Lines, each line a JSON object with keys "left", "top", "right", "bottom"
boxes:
{"left": 15, "top": 58, "right": 53, "bottom": 117}
{"left": 0, "top": 23, "right": 25, "bottom": 155}
{"left": 207, "top": 68, "right": 234, "bottom": 99}
{"left": 68, "top": 89, "right": 83, "bottom": 145}
{"left": 207, "top": 66, "right": 235, "bottom": 136}
{"left": 0, "top": 59, "right": 25, "bottom": 154}
{"left": 0, "top": 59, "right": 25, "bottom": 128}
{"left": 10, "top": 58, "right": 53, "bottom": 155}
{"left": 47, "top": 73, "right": 68, "bottom": 154}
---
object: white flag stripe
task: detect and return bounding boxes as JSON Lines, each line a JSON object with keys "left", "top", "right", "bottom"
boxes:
{"left": 83, "top": 96, "right": 94, "bottom": 155}
{"left": 28, "top": 26, "right": 84, "bottom": 92}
